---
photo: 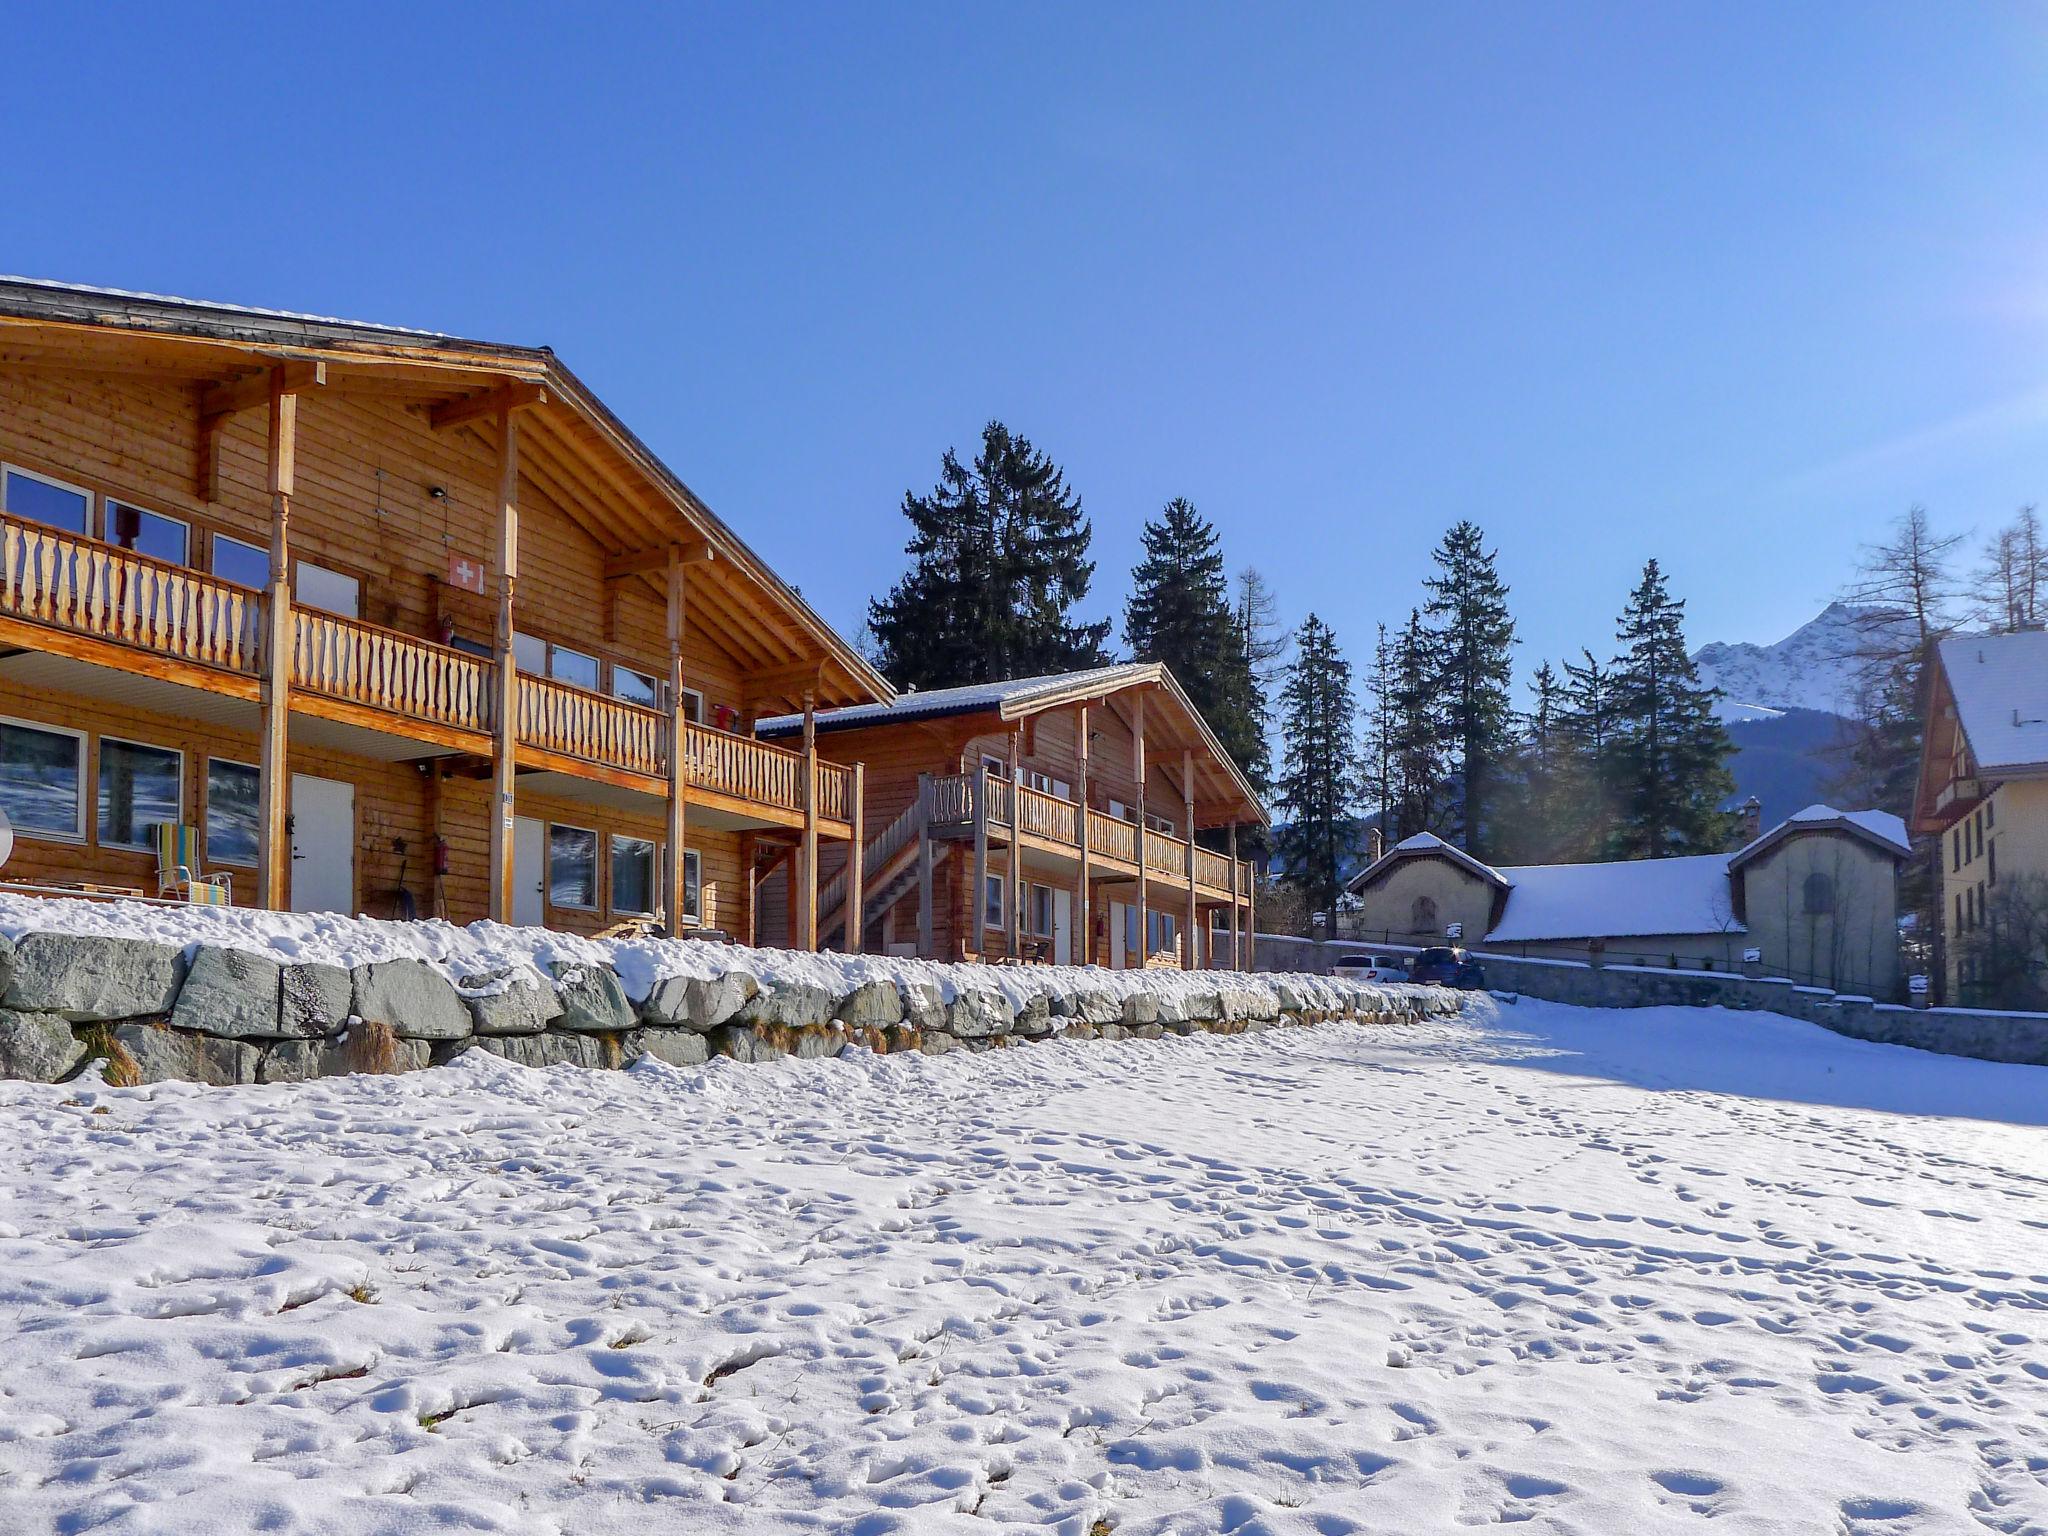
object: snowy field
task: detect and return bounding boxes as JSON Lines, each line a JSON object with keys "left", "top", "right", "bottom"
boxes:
{"left": 2, "top": 998, "right": 2046, "bottom": 1534}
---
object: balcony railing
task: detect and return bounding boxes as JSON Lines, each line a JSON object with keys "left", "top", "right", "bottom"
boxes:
{"left": 683, "top": 720, "right": 854, "bottom": 825}
{"left": 1, "top": 510, "right": 262, "bottom": 674}
{"left": 295, "top": 610, "right": 493, "bottom": 734}
{"left": 930, "top": 771, "right": 1249, "bottom": 896}
{"left": 518, "top": 674, "right": 664, "bottom": 775}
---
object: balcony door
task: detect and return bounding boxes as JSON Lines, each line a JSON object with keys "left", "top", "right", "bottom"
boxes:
{"left": 288, "top": 774, "right": 355, "bottom": 916}
{"left": 513, "top": 816, "right": 546, "bottom": 927}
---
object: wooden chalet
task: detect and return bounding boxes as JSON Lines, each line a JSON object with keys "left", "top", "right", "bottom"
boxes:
{"left": 754, "top": 663, "right": 1265, "bottom": 968}
{"left": 0, "top": 278, "right": 888, "bottom": 942}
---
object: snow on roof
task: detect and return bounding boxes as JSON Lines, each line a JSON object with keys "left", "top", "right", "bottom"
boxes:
{"left": 0, "top": 274, "right": 456, "bottom": 341}
{"left": 1939, "top": 630, "right": 2048, "bottom": 773}
{"left": 1347, "top": 831, "right": 1505, "bottom": 894}
{"left": 1728, "top": 803, "right": 1912, "bottom": 868}
{"left": 1486, "top": 853, "right": 1743, "bottom": 944}
{"left": 757, "top": 663, "right": 1156, "bottom": 735}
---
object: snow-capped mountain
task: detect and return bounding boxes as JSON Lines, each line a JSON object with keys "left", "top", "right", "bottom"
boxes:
{"left": 1690, "top": 602, "right": 1901, "bottom": 718}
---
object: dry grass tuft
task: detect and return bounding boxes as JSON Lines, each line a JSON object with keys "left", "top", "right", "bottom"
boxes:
{"left": 345, "top": 1019, "right": 405, "bottom": 1075}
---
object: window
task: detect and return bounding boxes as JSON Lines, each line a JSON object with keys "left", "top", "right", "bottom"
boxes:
{"left": 983, "top": 873, "right": 1003, "bottom": 928}
{"left": 1988, "top": 840, "right": 1997, "bottom": 887}
{"left": 982, "top": 755, "right": 1006, "bottom": 779}
{"left": 512, "top": 631, "right": 548, "bottom": 675}
{"left": 296, "top": 561, "right": 360, "bottom": 619}
{"left": 1147, "top": 910, "right": 1178, "bottom": 956}
{"left": 550, "top": 646, "right": 599, "bottom": 691}
{"left": 548, "top": 824, "right": 599, "bottom": 910}
{"left": 1956, "top": 891, "right": 1965, "bottom": 934}
{"left": 1986, "top": 797, "right": 1995, "bottom": 830}
{"left": 1021, "top": 769, "right": 1070, "bottom": 799}
{"left": 611, "top": 666, "right": 660, "bottom": 708}
{"left": 681, "top": 687, "right": 706, "bottom": 724}
{"left": 1801, "top": 872, "right": 1835, "bottom": 915}
{"left": 98, "top": 738, "right": 182, "bottom": 851}
{"left": 211, "top": 533, "right": 269, "bottom": 590}
{"left": 611, "top": 835, "right": 657, "bottom": 916}
{"left": 205, "top": 759, "right": 260, "bottom": 866}
{"left": 106, "top": 500, "right": 188, "bottom": 565}
{"left": 1109, "top": 798, "right": 1131, "bottom": 822}
{"left": 2, "top": 465, "right": 90, "bottom": 534}
{"left": 0, "top": 718, "right": 85, "bottom": 840}
{"left": 1410, "top": 895, "right": 1439, "bottom": 935}
{"left": 1147, "top": 811, "right": 1176, "bottom": 836}
{"left": 1125, "top": 904, "right": 1140, "bottom": 953}
{"left": 680, "top": 848, "right": 702, "bottom": 923}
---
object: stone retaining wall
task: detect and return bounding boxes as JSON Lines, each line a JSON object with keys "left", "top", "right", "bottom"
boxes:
{"left": 1255, "top": 932, "right": 2048, "bottom": 1069}
{"left": 0, "top": 929, "right": 1463, "bottom": 1087}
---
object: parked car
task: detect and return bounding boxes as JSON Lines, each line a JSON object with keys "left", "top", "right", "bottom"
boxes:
{"left": 1407, "top": 946, "right": 1485, "bottom": 989}
{"left": 1330, "top": 953, "right": 1410, "bottom": 985}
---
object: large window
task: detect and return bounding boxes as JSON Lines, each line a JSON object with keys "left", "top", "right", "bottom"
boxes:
{"left": 611, "top": 835, "right": 657, "bottom": 917}
{"left": 548, "top": 824, "right": 599, "bottom": 910}
{"left": 1801, "top": 872, "right": 1835, "bottom": 916}
{"left": 611, "top": 666, "right": 660, "bottom": 708}
{"left": 549, "top": 646, "right": 600, "bottom": 691}
{"left": 1410, "top": 895, "right": 1438, "bottom": 935}
{"left": 0, "top": 718, "right": 85, "bottom": 840}
{"left": 1027, "top": 883, "right": 1055, "bottom": 937}
{"left": 106, "top": 500, "right": 189, "bottom": 565}
{"left": 1147, "top": 909, "right": 1178, "bottom": 957}
{"left": 296, "top": 561, "right": 360, "bottom": 619}
{"left": 98, "top": 738, "right": 182, "bottom": 851}
{"left": 206, "top": 759, "right": 260, "bottom": 866}
{"left": 680, "top": 848, "right": 701, "bottom": 923}
{"left": 212, "top": 533, "right": 269, "bottom": 591}
{"left": 2, "top": 465, "right": 90, "bottom": 534}
{"left": 983, "top": 873, "right": 1004, "bottom": 929}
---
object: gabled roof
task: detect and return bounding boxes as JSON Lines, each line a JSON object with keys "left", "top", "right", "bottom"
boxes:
{"left": 1935, "top": 630, "right": 2048, "bottom": 775}
{"left": 1727, "top": 803, "right": 1911, "bottom": 870}
{"left": 0, "top": 276, "right": 889, "bottom": 713}
{"left": 1347, "top": 831, "right": 1509, "bottom": 894}
{"left": 1486, "top": 854, "right": 1742, "bottom": 943}
{"left": 759, "top": 661, "right": 1268, "bottom": 829}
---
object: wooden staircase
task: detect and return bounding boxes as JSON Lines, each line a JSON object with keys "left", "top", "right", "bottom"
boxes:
{"left": 819, "top": 778, "right": 942, "bottom": 949}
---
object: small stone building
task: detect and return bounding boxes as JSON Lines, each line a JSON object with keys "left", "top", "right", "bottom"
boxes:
{"left": 1344, "top": 806, "right": 1909, "bottom": 996}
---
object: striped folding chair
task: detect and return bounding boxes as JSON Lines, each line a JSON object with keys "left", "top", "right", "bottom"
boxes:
{"left": 152, "top": 823, "right": 232, "bottom": 906}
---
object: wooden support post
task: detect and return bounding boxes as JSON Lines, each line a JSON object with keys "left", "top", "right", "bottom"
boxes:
{"left": 845, "top": 762, "right": 865, "bottom": 952}
{"left": 487, "top": 408, "right": 521, "bottom": 923}
{"left": 799, "top": 689, "right": 818, "bottom": 951}
{"left": 783, "top": 843, "right": 799, "bottom": 947}
{"left": 1132, "top": 690, "right": 1147, "bottom": 968}
{"left": 917, "top": 773, "right": 935, "bottom": 958}
{"left": 1074, "top": 703, "right": 1091, "bottom": 968}
{"left": 1184, "top": 749, "right": 1197, "bottom": 969}
{"left": 971, "top": 765, "right": 989, "bottom": 960}
{"left": 1227, "top": 822, "right": 1241, "bottom": 971}
{"left": 1006, "top": 729, "right": 1022, "bottom": 961}
{"left": 664, "top": 545, "right": 689, "bottom": 929}
{"left": 739, "top": 832, "right": 758, "bottom": 946}
{"left": 1247, "top": 860, "right": 1257, "bottom": 969}
{"left": 256, "top": 369, "right": 299, "bottom": 911}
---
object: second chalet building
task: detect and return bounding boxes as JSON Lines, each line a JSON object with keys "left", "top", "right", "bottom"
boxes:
{"left": 0, "top": 279, "right": 885, "bottom": 941}
{"left": 753, "top": 664, "right": 1264, "bottom": 968}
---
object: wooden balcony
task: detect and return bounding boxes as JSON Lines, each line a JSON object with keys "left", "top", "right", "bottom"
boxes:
{"left": 0, "top": 507, "right": 854, "bottom": 832}
{"left": 930, "top": 771, "right": 1250, "bottom": 900}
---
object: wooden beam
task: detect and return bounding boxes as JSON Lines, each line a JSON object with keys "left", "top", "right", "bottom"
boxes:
{"left": 488, "top": 408, "right": 521, "bottom": 922}
{"left": 665, "top": 545, "right": 689, "bottom": 930}
{"left": 1227, "top": 822, "right": 1241, "bottom": 971}
{"left": 1184, "top": 748, "right": 1197, "bottom": 970}
{"left": 603, "top": 540, "right": 714, "bottom": 582}
{"left": 1132, "top": 689, "right": 1147, "bottom": 969}
{"left": 1007, "top": 729, "right": 1022, "bottom": 961}
{"left": 202, "top": 359, "right": 324, "bottom": 422}
{"left": 917, "top": 774, "right": 935, "bottom": 957}
{"left": 429, "top": 379, "right": 548, "bottom": 432}
{"left": 845, "top": 762, "right": 865, "bottom": 953}
{"left": 1075, "top": 703, "right": 1091, "bottom": 968}
{"left": 799, "top": 689, "right": 819, "bottom": 951}
{"left": 195, "top": 408, "right": 224, "bottom": 503}
{"left": 743, "top": 657, "right": 829, "bottom": 708}
{"left": 256, "top": 370, "right": 300, "bottom": 910}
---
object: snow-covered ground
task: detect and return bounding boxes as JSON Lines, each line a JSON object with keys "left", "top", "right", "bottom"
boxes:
{"left": 3, "top": 997, "right": 2045, "bottom": 1534}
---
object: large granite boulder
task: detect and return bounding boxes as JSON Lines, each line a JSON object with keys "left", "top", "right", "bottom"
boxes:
{"left": 459, "top": 969, "right": 562, "bottom": 1035}
{"left": 170, "top": 947, "right": 284, "bottom": 1039}
{"left": 1011, "top": 993, "right": 1054, "bottom": 1037}
{"left": 281, "top": 963, "right": 354, "bottom": 1037}
{"left": 0, "top": 1009, "right": 83, "bottom": 1082}
{"left": 548, "top": 962, "right": 635, "bottom": 1033}
{"left": 351, "top": 960, "right": 471, "bottom": 1041}
{"left": 1121, "top": 993, "right": 1160, "bottom": 1027}
{"left": 471, "top": 1032, "right": 613, "bottom": 1070}
{"left": 625, "top": 1027, "right": 711, "bottom": 1068}
{"left": 111, "top": 1022, "right": 257, "bottom": 1085}
{"left": 638, "top": 969, "right": 760, "bottom": 1030}
{"left": 735, "top": 979, "right": 833, "bottom": 1030}
{"left": 5, "top": 934, "right": 184, "bottom": 1022}
{"left": 0, "top": 933, "right": 14, "bottom": 997}
{"left": 898, "top": 981, "right": 947, "bottom": 1032}
{"left": 1071, "top": 989, "right": 1122, "bottom": 1026}
{"left": 946, "top": 987, "right": 1012, "bottom": 1039}
{"left": 833, "top": 980, "right": 903, "bottom": 1029}
{"left": 257, "top": 1033, "right": 428, "bottom": 1083}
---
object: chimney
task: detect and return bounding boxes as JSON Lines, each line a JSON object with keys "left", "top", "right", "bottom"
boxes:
{"left": 1734, "top": 796, "right": 1762, "bottom": 849}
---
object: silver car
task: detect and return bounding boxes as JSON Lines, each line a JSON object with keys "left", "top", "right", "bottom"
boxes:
{"left": 1330, "top": 953, "right": 1409, "bottom": 985}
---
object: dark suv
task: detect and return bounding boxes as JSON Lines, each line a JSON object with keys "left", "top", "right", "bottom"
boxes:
{"left": 1409, "top": 946, "right": 1485, "bottom": 989}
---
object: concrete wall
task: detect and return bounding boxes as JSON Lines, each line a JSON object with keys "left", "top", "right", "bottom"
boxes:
{"left": 1255, "top": 932, "right": 2048, "bottom": 1068}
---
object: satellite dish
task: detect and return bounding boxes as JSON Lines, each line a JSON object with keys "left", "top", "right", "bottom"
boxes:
{"left": 0, "top": 808, "right": 12, "bottom": 873}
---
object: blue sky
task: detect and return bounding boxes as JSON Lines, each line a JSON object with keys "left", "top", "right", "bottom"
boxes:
{"left": 7, "top": 4, "right": 2047, "bottom": 684}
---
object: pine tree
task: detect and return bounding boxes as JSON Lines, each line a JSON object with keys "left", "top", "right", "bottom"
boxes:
{"left": 1607, "top": 560, "right": 1734, "bottom": 858}
{"left": 1557, "top": 648, "right": 1619, "bottom": 859}
{"left": 1273, "top": 614, "right": 1361, "bottom": 918}
{"left": 868, "top": 421, "right": 1111, "bottom": 688}
{"left": 1421, "top": 521, "right": 1516, "bottom": 857}
{"left": 1496, "top": 661, "right": 1571, "bottom": 863}
{"left": 1387, "top": 609, "right": 1445, "bottom": 839}
{"left": 1359, "top": 622, "right": 1395, "bottom": 841}
{"left": 1125, "top": 499, "right": 1265, "bottom": 793}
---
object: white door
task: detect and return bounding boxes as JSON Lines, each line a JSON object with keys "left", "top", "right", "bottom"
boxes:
{"left": 1053, "top": 889, "right": 1073, "bottom": 965}
{"left": 288, "top": 775, "right": 355, "bottom": 915}
{"left": 1109, "top": 900, "right": 1127, "bottom": 968}
{"left": 513, "top": 817, "right": 546, "bottom": 928}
